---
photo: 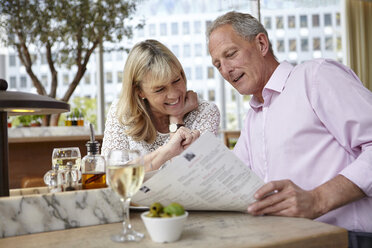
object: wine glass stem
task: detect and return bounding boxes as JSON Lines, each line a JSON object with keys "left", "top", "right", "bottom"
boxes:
{"left": 121, "top": 197, "right": 132, "bottom": 233}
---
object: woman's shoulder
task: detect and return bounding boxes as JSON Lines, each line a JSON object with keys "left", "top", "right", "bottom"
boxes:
{"left": 185, "top": 99, "right": 220, "bottom": 122}
{"left": 197, "top": 99, "right": 219, "bottom": 112}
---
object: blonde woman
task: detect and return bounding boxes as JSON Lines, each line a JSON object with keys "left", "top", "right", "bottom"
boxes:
{"left": 102, "top": 39, "right": 220, "bottom": 171}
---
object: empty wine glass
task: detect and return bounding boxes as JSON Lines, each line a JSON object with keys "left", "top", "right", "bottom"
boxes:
{"left": 52, "top": 147, "right": 82, "bottom": 170}
{"left": 106, "top": 149, "right": 145, "bottom": 242}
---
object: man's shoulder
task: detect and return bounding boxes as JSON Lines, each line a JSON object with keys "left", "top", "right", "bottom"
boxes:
{"left": 293, "top": 58, "right": 344, "bottom": 71}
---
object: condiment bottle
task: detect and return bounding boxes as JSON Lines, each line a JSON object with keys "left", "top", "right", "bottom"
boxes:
{"left": 81, "top": 124, "right": 106, "bottom": 189}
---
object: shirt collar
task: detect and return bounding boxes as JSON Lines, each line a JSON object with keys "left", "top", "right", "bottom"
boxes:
{"left": 250, "top": 61, "right": 294, "bottom": 111}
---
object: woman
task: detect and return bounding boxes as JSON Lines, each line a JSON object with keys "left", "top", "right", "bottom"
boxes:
{"left": 102, "top": 39, "right": 220, "bottom": 171}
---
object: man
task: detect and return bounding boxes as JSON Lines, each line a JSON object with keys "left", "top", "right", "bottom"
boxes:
{"left": 207, "top": 11, "right": 372, "bottom": 247}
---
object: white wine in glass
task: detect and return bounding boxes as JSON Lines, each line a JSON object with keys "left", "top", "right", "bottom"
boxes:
{"left": 107, "top": 149, "right": 145, "bottom": 242}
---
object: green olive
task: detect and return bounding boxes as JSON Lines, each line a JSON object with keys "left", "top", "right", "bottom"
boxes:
{"left": 149, "top": 202, "right": 164, "bottom": 217}
{"left": 163, "top": 202, "right": 185, "bottom": 216}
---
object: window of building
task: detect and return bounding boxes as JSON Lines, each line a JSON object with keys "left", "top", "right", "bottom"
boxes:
{"left": 194, "top": 21, "right": 201, "bottom": 34}
{"left": 85, "top": 74, "right": 91, "bottom": 85}
{"left": 300, "top": 15, "right": 308, "bottom": 28}
{"left": 182, "top": 21, "right": 190, "bottom": 35}
{"left": 205, "top": 20, "right": 212, "bottom": 32}
{"left": 336, "top": 12, "right": 341, "bottom": 26}
{"left": 149, "top": 23, "right": 156, "bottom": 36}
{"left": 289, "top": 39, "right": 296, "bottom": 52}
{"left": 325, "top": 36, "right": 333, "bottom": 51}
{"left": 264, "top": 16, "right": 271, "bottom": 29}
{"left": 41, "top": 53, "right": 47, "bottom": 65}
{"left": 9, "top": 54, "right": 16, "bottom": 67}
{"left": 194, "top": 43, "right": 202, "bottom": 57}
{"left": 324, "top": 13, "right": 332, "bottom": 26}
{"left": 301, "top": 38, "right": 309, "bottom": 51}
{"left": 243, "top": 95, "right": 251, "bottom": 102}
{"left": 184, "top": 67, "right": 191, "bottom": 80}
{"left": 106, "top": 72, "right": 113, "bottom": 84}
{"left": 195, "top": 66, "right": 203, "bottom": 80}
{"left": 312, "top": 14, "right": 320, "bottom": 27}
{"left": 231, "top": 89, "right": 236, "bottom": 102}
{"left": 208, "top": 89, "right": 215, "bottom": 101}
{"left": 336, "top": 36, "right": 342, "bottom": 51}
{"left": 137, "top": 27, "right": 145, "bottom": 37}
{"left": 41, "top": 74, "right": 48, "bottom": 87}
{"left": 104, "top": 52, "right": 112, "bottom": 61}
{"left": 171, "top": 45, "right": 179, "bottom": 57}
{"left": 288, "top": 16, "right": 295, "bottom": 28}
{"left": 117, "top": 71, "right": 123, "bottom": 84}
{"left": 183, "top": 44, "right": 191, "bottom": 57}
{"left": 277, "top": 39, "right": 285, "bottom": 52}
{"left": 276, "top": 16, "right": 283, "bottom": 29}
{"left": 160, "top": 23, "right": 167, "bottom": 36}
{"left": 116, "top": 52, "right": 122, "bottom": 61}
{"left": 63, "top": 74, "right": 69, "bottom": 85}
{"left": 207, "top": 66, "right": 214, "bottom": 79}
{"left": 31, "top": 54, "right": 37, "bottom": 63}
{"left": 171, "top": 22, "right": 178, "bottom": 35}
{"left": 20, "top": 76, "right": 27, "bottom": 88}
{"left": 9, "top": 76, "right": 16, "bottom": 88}
{"left": 313, "top": 37, "right": 321, "bottom": 51}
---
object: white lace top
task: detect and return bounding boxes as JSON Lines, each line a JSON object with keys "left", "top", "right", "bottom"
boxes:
{"left": 101, "top": 100, "right": 220, "bottom": 157}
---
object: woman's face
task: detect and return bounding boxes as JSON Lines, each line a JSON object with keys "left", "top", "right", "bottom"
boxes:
{"left": 139, "top": 72, "right": 187, "bottom": 118}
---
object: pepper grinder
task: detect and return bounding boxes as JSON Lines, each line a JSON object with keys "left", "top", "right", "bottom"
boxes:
{"left": 81, "top": 123, "right": 107, "bottom": 189}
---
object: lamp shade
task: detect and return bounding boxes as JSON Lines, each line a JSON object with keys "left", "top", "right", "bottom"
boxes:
{"left": 0, "top": 79, "right": 70, "bottom": 196}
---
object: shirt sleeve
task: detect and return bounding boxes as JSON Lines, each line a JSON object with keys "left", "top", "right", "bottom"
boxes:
{"left": 310, "top": 59, "right": 372, "bottom": 196}
{"left": 188, "top": 101, "right": 221, "bottom": 135}
{"left": 101, "top": 101, "right": 130, "bottom": 157}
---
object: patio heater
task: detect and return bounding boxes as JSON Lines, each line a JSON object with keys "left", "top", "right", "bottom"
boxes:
{"left": 0, "top": 79, "right": 70, "bottom": 196}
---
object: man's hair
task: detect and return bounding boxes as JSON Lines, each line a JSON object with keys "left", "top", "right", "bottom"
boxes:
{"left": 117, "top": 39, "right": 186, "bottom": 143}
{"left": 206, "top": 11, "right": 274, "bottom": 56}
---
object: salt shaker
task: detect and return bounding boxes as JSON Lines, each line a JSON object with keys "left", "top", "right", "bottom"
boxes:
{"left": 43, "top": 163, "right": 64, "bottom": 193}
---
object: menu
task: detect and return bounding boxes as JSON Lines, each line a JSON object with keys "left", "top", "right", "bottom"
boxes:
{"left": 132, "top": 131, "right": 264, "bottom": 212}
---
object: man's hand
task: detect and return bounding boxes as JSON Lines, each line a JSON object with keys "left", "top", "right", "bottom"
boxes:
{"left": 247, "top": 176, "right": 365, "bottom": 219}
{"left": 247, "top": 180, "right": 322, "bottom": 219}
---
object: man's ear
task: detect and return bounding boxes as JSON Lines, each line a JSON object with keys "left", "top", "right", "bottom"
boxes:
{"left": 255, "top": 33, "right": 269, "bottom": 56}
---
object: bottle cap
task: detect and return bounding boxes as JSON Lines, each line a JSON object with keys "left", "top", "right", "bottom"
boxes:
{"left": 86, "top": 123, "right": 100, "bottom": 154}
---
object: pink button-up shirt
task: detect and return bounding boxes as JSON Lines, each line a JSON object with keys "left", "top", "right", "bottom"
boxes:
{"left": 234, "top": 59, "right": 372, "bottom": 232}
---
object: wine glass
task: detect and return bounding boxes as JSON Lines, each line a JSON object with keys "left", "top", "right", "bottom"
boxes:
{"left": 106, "top": 149, "right": 145, "bottom": 242}
{"left": 52, "top": 147, "right": 82, "bottom": 170}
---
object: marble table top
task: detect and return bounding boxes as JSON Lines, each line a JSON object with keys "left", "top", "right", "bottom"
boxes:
{"left": 0, "top": 187, "right": 123, "bottom": 238}
{"left": 0, "top": 211, "right": 348, "bottom": 247}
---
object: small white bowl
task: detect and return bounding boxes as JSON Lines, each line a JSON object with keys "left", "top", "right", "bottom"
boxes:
{"left": 141, "top": 211, "right": 188, "bottom": 243}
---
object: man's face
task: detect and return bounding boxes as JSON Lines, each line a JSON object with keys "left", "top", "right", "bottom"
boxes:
{"left": 208, "top": 24, "right": 267, "bottom": 97}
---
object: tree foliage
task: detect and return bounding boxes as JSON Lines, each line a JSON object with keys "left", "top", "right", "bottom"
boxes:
{"left": 0, "top": 0, "right": 140, "bottom": 125}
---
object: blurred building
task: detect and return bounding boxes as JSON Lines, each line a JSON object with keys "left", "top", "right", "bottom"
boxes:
{"left": 1, "top": 0, "right": 343, "bottom": 130}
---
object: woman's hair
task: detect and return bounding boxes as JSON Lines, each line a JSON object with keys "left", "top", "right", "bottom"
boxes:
{"left": 117, "top": 39, "right": 186, "bottom": 143}
{"left": 206, "top": 11, "right": 274, "bottom": 56}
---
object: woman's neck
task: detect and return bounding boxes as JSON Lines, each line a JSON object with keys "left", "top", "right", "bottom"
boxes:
{"left": 150, "top": 111, "right": 169, "bottom": 133}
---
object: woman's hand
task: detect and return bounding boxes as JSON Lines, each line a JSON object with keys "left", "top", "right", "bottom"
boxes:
{"left": 145, "top": 127, "right": 200, "bottom": 171}
{"left": 169, "top": 91, "right": 198, "bottom": 124}
{"left": 163, "top": 127, "right": 200, "bottom": 159}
